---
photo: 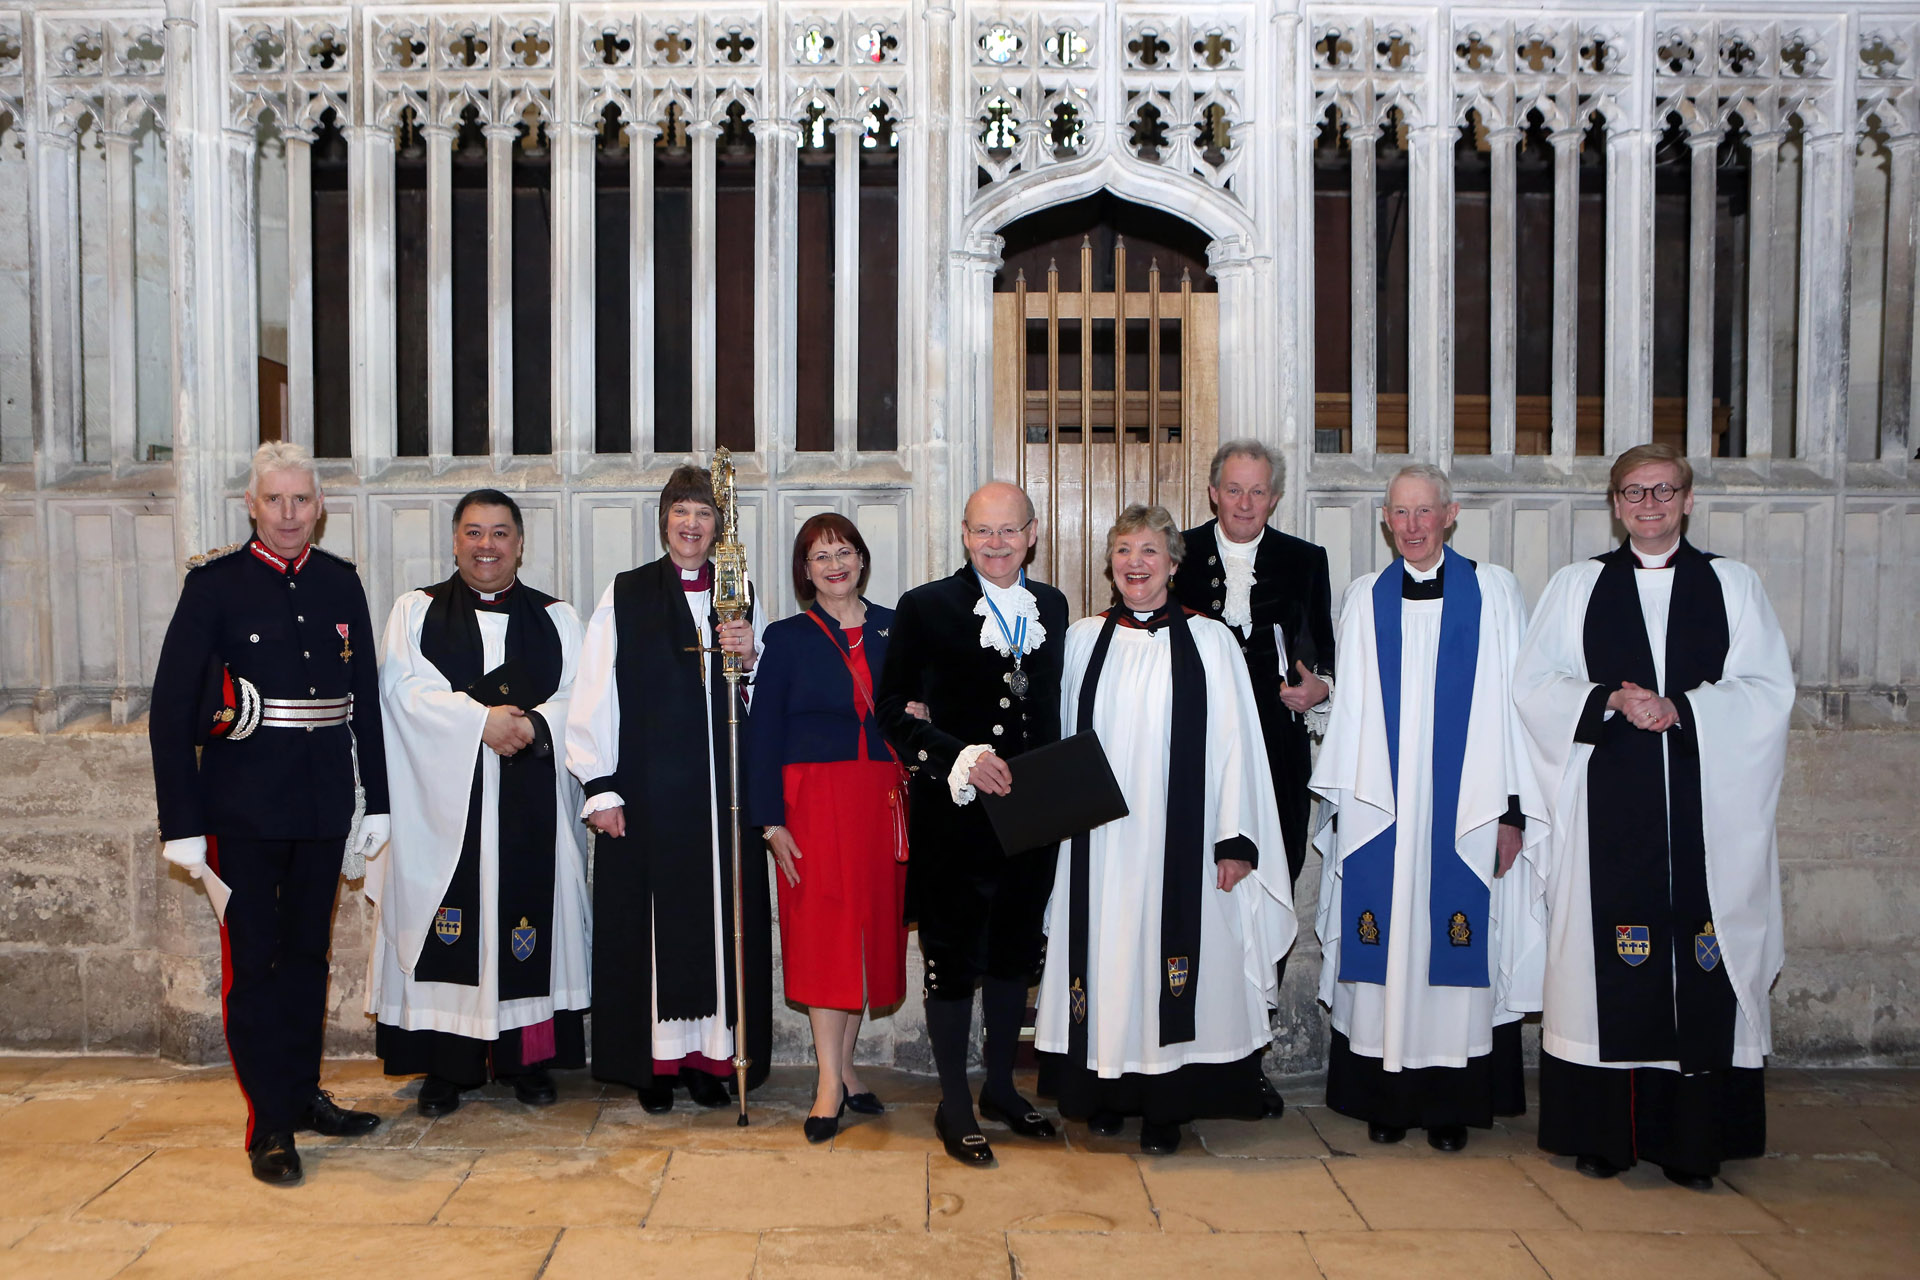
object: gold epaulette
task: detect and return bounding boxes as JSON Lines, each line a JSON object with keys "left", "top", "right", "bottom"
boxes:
{"left": 184, "top": 542, "right": 245, "bottom": 571}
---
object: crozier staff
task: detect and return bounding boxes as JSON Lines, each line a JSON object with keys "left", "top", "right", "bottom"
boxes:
{"left": 1515, "top": 443, "right": 1793, "bottom": 1189}
{"left": 148, "top": 441, "right": 389, "bottom": 1185}
{"left": 367, "top": 490, "right": 591, "bottom": 1118}
{"left": 566, "top": 465, "right": 771, "bottom": 1113}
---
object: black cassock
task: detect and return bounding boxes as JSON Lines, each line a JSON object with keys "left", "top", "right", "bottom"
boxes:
{"left": 576, "top": 556, "right": 772, "bottom": 1091}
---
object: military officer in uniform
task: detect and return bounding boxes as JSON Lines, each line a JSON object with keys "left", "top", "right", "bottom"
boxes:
{"left": 876, "top": 481, "right": 1069, "bottom": 1166}
{"left": 1173, "top": 439, "right": 1336, "bottom": 1116}
{"left": 149, "top": 441, "right": 392, "bottom": 1185}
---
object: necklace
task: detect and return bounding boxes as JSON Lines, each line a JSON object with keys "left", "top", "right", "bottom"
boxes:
{"left": 982, "top": 571, "right": 1031, "bottom": 698}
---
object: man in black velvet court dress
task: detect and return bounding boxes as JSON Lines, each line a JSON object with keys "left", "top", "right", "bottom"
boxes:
{"left": 877, "top": 481, "right": 1069, "bottom": 1166}
{"left": 1173, "top": 439, "right": 1335, "bottom": 1115}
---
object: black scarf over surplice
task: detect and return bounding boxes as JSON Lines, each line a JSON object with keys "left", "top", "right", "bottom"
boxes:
{"left": 1065, "top": 603, "right": 1254, "bottom": 1067}
{"left": 413, "top": 573, "right": 563, "bottom": 1002}
{"left": 1581, "top": 540, "right": 1738, "bottom": 1073}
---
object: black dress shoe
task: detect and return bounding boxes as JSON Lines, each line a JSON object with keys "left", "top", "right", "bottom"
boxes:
{"left": 979, "top": 1088, "right": 1058, "bottom": 1140}
{"left": 1427, "top": 1124, "right": 1469, "bottom": 1152}
{"left": 1086, "top": 1109, "right": 1125, "bottom": 1137}
{"left": 803, "top": 1114, "right": 840, "bottom": 1144}
{"left": 1575, "top": 1153, "right": 1621, "bottom": 1179}
{"left": 681, "top": 1068, "right": 731, "bottom": 1109}
{"left": 636, "top": 1080, "right": 675, "bottom": 1114}
{"left": 934, "top": 1104, "right": 994, "bottom": 1166}
{"left": 1662, "top": 1165, "right": 1716, "bottom": 1191}
{"left": 1259, "top": 1074, "right": 1286, "bottom": 1118}
{"left": 1367, "top": 1122, "right": 1408, "bottom": 1145}
{"left": 301, "top": 1090, "right": 380, "bottom": 1136}
{"left": 248, "top": 1132, "right": 302, "bottom": 1185}
{"left": 842, "top": 1087, "right": 885, "bottom": 1116}
{"left": 1139, "top": 1120, "right": 1183, "bottom": 1155}
{"left": 511, "top": 1069, "right": 557, "bottom": 1107}
{"left": 417, "top": 1076, "right": 463, "bottom": 1119}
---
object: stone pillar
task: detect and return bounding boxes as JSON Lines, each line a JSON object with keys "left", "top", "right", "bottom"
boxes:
{"left": 1604, "top": 111, "right": 1654, "bottom": 456}
{"left": 1486, "top": 122, "right": 1519, "bottom": 460}
{"left": 832, "top": 116, "right": 862, "bottom": 462}
{"left": 424, "top": 120, "right": 454, "bottom": 464}
{"left": 1407, "top": 115, "right": 1450, "bottom": 466}
{"left": 485, "top": 121, "right": 516, "bottom": 466}
{"left": 752, "top": 117, "right": 796, "bottom": 464}
{"left": 34, "top": 119, "right": 81, "bottom": 491}
{"left": 1744, "top": 126, "right": 1782, "bottom": 463}
{"left": 352, "top": 118, "right": 397, "bottom": 474}
{"left": 1686, "top": 125, "right": 1723, "bottom": 459}
{"left": 689, "top": 118, "right": 718, "bottom": 456}
{"left": 627, "top": 119, "right": 658, "bottom": 462}
{"left": 923, "top": 2, "right": 957, "bottom": 571}
{"left": 1348, "top": 103, "right": 1378, "bottom": 461}
{"left": 1880, "top": 133, "right": 1918, "bottom": 464}
{"left": 283, "top": 124, "right": 315, "bottom": 454}
{"left": 104, "top": 122, "right": 139, "bottom": 469}
{"left": 222, "top": 122, "right": 261, "bottom": 464}
{"left": 1549, "top": 115, "right": 1581, "bottom": 463}
{"left": 951, "top": 231, "right": 1003, "bottom": 498}
{"left": 553, "top": 119, "right": 597, "bottom": 475}
{"left": 1796, "top": 118, "right": 1852, "bottom": 468}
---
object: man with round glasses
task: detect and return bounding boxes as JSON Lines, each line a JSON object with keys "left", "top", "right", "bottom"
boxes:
{"left": 1515, "top": 443, "right": 1793, "bottom": 1189}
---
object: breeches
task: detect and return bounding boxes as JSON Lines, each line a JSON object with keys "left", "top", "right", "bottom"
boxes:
{"left": 915, "top": 844, "right": 1058, "bottom": 1000}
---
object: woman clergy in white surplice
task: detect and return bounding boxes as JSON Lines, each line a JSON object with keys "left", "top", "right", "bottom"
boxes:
{"left": 1309, "top": 465, "right": 1548, "bottom": 1154}
{"left": 1034, "top": 503, "right": 1296, "bottom": 1157}
{"left": 366, "top": 491, "right": 591, "bottom": 1119}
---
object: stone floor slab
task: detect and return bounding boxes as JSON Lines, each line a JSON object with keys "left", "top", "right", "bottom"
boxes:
{"left": 99, "top": 1086, "right": 250, "bottom": 1148}
{"left": 1735, "top": 1230, "right": 1920, "bottom": 1280}
{"left": 1305, "top": 1229, "right": 1549, "bottom": 1279}
{"left": 588, "top": 1100, "right": 822, "bottom": 1152}
{"left": 754, "top": 1229, "right": 1012, "bottom": 1279}
{"left": 1520, "top": 1230, "right": 1773, "bottom": 1279}
{"left": 649, "top": 1150, "right": 927, "bottom": 1231}
{"left": 540, "top": 1226, "right": 758, "bottom": 1280}
{"left": 1009, "top": 1230, "right": 1324, "bottom": 1279}
{"left": 825, "top": 1104, "right": 944, "bottom": 1154}
{"left": 1719, "top": 1155, "right": 1920, "bottom": 1232}
{"left": 1191, "top": 1109, "right": 1331, "bottom": 1158}
{"left": 80, "top": 1146, "right": 476, "bottom": 1226}
{"left": 0, "top": 1060, "right": 57, "bottom": 1094}
{"left": 434, "top": 1147, "right": 668, "bottom": 1228}
{"left": 1514, "top": 1155, "right": 1782, "bottom": 1233}
{"left": 928, "top": 1148, "right": 1156, "bottom": 1233}
{"left": 115, "top": 1223, "right": 556, "bottom": 1280}
{"left": 1138, "top": 1157, "right": 1365, "bottom": 1232}
{"left": 1326, "top": 1157, "right": 1574, "bottom": 1231}
{"left": 1307, "top": 1107, "right": 1537, "bottom": 1159}
{"left": 1, "top": 1217, "right": 43, "bottom": 1247}
{"left": 1766, "top": 1103, "right": 1896, "bottom": 1158}
{"left": 3, "top": 1248, "right": 144, "bottom": 1280}
{"left": 0, "top": 1093, "right": 145, "bottom": 1144}
{"left": 14, "top": 1219, "right": 168, "bottom": 1252}
{"left": 0, "top": 1146, "right": 152, "bottom": 1216}
{"left": 415, "top": 1099, "right": 600, "bottom": 1149}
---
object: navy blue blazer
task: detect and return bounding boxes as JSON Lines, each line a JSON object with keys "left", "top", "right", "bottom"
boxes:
{"left": 745, "top": 600, "right": 896, "bottom": 828}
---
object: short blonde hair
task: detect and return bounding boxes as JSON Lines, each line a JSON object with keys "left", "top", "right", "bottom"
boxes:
{"left": 1609, "top": 443, "right": 1694, "bottom": 495}
{"left": 1102, "top": 503, "right": 1185, "bottom": 603}
{"left": 247, "top": 441, "right": 320, "bottom": 497}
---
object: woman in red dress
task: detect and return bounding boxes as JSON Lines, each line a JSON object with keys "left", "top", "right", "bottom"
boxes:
{"left": 746, "top": 514, "right": 915, "bottom": 1141}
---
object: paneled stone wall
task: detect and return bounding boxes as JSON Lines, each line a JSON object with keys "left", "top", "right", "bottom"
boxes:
{"left": 4, "top": 716, "right": 1913, "bottom": 1071}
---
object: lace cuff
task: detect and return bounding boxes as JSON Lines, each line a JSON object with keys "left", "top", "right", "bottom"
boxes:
{"left": 948, "top": 744, "right": 992, "bottom": 806}
{"left": 1304, "top": 676, "right": 1334, "bottom": 739}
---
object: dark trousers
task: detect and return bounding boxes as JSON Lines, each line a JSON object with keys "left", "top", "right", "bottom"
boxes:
{"left": 208, "top": 835, "right": 344, "bottom": 1147}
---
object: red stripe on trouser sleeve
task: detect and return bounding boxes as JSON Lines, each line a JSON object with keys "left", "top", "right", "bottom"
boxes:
{"left": 206, "top": 837, "right": 260, "bottom": 1150}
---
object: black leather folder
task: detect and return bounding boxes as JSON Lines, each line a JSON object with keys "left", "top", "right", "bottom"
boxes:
{"left": 981, "top": 730, "right": 1130, "bottom": 854}
{"left": 466, "top": 659, "right": 533, "bottom": 708}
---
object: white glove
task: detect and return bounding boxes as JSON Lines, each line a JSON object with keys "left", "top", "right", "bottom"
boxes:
{"left": 162, "top": 837, "right": 209, "bottom": 875}
{"left": 353, "top": 814, "right": 391, "bottom": 861}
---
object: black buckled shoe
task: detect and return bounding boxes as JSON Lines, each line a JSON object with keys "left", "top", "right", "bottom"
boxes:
{"left": 416, "top": 1076, "right": 462, "bottom": 1118}
{"left": 934, "top": 1104, "right": 994, "bottom": 1166}
{"left": 510, "top": 1069, "right": 557, "bottom": 1106}
{"left": 1427, "top": 1124, "right": 1469, "bottom": 1152}
{"left": 248, "top": 1132, "right": 303, "bottom": 1185}
{"left": 681, "top": 1068, "right": 731, "bottom": 1109}
{"left": 301, "top": 1090, "right": 380, "bottom": 1136}
{"left": 1575, "top": 1153, "right": 1621, "bottom": 1179}
{"left": 636, "top": 1079, "right": 674, "bottom": 1114}
{"left": 1259, "top": 1073, "right": 1287, "bottom": 1118}
{"left": 1086, "top": 1110, "right": 1125, "bottom": 1138}
{"left": 1139, "top": 1120, "right": 1183, "bottom": 1155}
{"left": 979, "top": 1088, "right": 1058, "bottom": 1140}
{"left": 1367, "top": 1122, "right": 1408, "bottom": 1145}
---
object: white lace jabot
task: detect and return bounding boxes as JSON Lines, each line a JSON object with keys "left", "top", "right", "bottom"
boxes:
{"left": 974, "top": 573, "right": 1047, "bottom": 656}
{"left": 1218, "top": 528, "right": 1262, "bottom": 633}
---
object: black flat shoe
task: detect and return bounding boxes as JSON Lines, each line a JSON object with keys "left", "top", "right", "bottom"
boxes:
{"left": 416, "top": 1076, "right": 462, "bottom": 1118}
{"left": 979, "top": 1088, "right": 1057, "bottom": 1140}
{"left": 1086, "top": 1109, "right": 1125, "bottom": 1137}
{"left": 1367, "top": 1122, "right": 1407, "bottom": 1145}
{"left": 1575, "top": 1153, "right": 1621, "bottom": 1179}
{"left": 511, "top": 1069, "right": 557, "bottom": 1107}
{"left": 843, "top": 1087, "right": 885, "bottom": 1115}
{"left": 1259, "top": 1074, "right": 1286, "bottom": 1118}
{"left": 1427, "top": 1124, "right": 1469, "bottom": 1152}
{"left": 803, "top": 1114, "right": 839, "bottom": 1144}
{"left": 1139, "top": 1120, "right": 1182, "bottom": 1155}
{"left": 1662, "top": 1165, "right": 1716, "bottom": 1191}
{"left": 935, "top": 1104, "right": 994, "bottom": 1166}
{"left": 636, "top": 1080, "right": 675, "bottom": 1114}
{"left": 248, "top": 1132, "right": 302, "bottom": 1185}
{"left": 681, "top": 1069, "right": 731, "bottom": 1109}
{"left": 301, "top": 1089, "right": 380, "bottom": 1136}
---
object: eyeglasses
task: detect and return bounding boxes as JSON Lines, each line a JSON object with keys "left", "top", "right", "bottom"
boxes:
{"left": 1617, "top": 483, "right": 1683, "bottom": 504}
{"left": 808, "top": 548, "right": 859, "bottom": 567}
{"left": 966, "top": 519, "right": 1034, "bottom": 541}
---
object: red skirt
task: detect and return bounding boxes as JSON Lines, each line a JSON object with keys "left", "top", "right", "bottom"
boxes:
{"left": 777, "top": 759, "right": 909, "bottom": 1010}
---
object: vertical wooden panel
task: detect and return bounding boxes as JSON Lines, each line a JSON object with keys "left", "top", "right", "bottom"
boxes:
{"left": 1571, "top": 505, "right": 1614, "bottom": 562}
{"left": 132, "top": 511, "right": 176, "bottom": 683}
{"left": 70, "top": 511, "right": 116, "bottom": 683}
{"left": 1315, "top": 503, "right": 1355, "bottom": 612}
{"left": 1452, "top": 505, "right": 1491, "bottom": 565}
{"left": 1839, "top": 510, "right": 1880, "bottom": 682}
{"left": 0, "top": 513, "right": 39, "bottom": 690}
{"left": 853, "top": 499, "right": 905, "bottom": 608}
{"left": 1511, "top": 506, "right": 1553, "bottom": 608}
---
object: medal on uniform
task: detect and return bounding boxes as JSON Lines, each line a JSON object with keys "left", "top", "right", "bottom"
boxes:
{"left": 983, "top": 576, "right": 1030, "bottom": 699}
{"left": 1009, "top": 663, "right": 1030, "bottom": 698}
{"left": 336, "top": 623, "right": 352, "bottom": 662}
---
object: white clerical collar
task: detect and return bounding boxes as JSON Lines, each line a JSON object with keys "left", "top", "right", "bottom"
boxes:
{"left": 680, "top": 567, "right": 703, "bottom": 580}
{"left": 1218, "top": 525, "right": 1263, "bottom": 560}
{"left": 1405, "top": 559, "right": 1442, "bottom": 583}
{"left": 1632, "top": 540, "right": 1680, "bottom": 569}
{"left": 474, "top": 584, "right": 512, "bottom": 601}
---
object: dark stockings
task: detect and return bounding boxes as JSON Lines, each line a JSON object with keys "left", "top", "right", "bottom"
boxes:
{"left": 925, "top": 996, "right": 981, "bottom": 1134}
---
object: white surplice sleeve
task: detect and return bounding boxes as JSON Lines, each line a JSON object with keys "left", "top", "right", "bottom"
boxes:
{"left": 566, "top": 581, "right": 624, "bottom": 816}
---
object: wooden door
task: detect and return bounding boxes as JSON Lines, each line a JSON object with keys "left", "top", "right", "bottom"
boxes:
{"left": 992, "top": 237, "right": 1219, "bottom": 619}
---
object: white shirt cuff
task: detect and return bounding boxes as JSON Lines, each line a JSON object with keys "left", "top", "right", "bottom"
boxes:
{"left": 582, "top": 790, "right": 625, "bottom": 819}
{"left": 948, "top": 744, "right": 992, "bottom": 806}
{"left": 1305, "top": 676, "right": 1334, "bottom": 738}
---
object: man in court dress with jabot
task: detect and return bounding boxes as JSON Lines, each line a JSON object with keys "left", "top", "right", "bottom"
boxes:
{"left": 1310, "top": 464, "right": 1547, "bottom": 1153}
{"left": 567, "top": 465, "right": 771, "bottom": 1113}
{"left": 877, "top": 481, "right": 1069, "bottom": 1165}
{"left": 1515, "top": 443, "right": 1793, "bottom": 1189}
{"left": 367, "top": 490, "right": 591, "bottom": 1117}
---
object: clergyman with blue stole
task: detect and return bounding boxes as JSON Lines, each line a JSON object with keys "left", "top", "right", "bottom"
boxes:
{"left": 1309, "top": 464, "right": 1548, "bottom": 1153}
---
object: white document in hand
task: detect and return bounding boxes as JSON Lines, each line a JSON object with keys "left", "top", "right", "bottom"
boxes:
{"left": 198, "top": 866, "right": 233, "bottom": 924}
